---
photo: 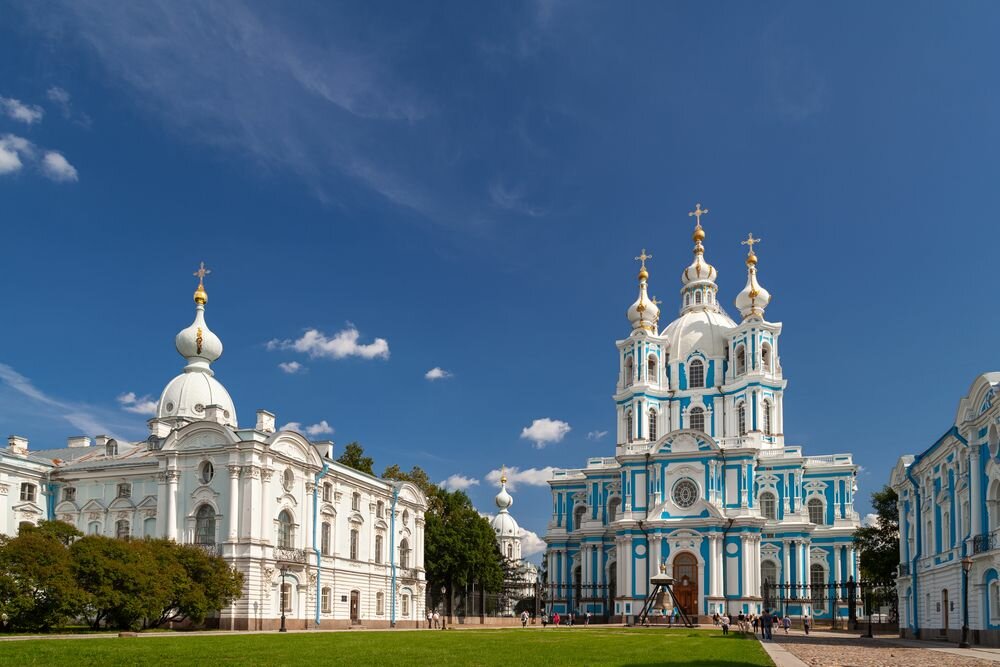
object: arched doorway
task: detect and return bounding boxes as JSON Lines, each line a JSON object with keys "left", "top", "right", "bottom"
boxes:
{"left": 350, "top": 590, "right": 360, "bottom": 624}
{"left": 673, "top": 552, "right": 698, "bottom": 617}
{"left": 607, "top": 561, "right": 617, "bottom": 617}
{"left": 573, "top": 565, "right": 582, "bottom": 614}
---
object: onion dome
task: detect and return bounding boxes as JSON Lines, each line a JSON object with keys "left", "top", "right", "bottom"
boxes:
{"left": 495, "top": 466, "right": 513, "bottom": 511}
{"left": 734, "top": 233, "right": 771, "bottom": 321}
{"left": 156, "top": 263, "right": 237, "bottom": 428}
{"left": 679, "top": 204, "right": 720, "bottom": 314}
{"left": 491, "top": 466, "right": 520, "bottom": 539}
{"left": 627, "top": 249, "right": 660, "bottom": 333}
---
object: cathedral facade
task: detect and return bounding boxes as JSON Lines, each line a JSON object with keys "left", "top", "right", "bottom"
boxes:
{"left": 0, "top": 270, "right": 427, "bottom": 630}
{"left": 543, "top": 207, "right": 860, "bottom": 622}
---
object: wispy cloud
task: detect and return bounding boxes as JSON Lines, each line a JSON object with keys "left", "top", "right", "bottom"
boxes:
{"left": 439, "top": 474, "right": 480, "bottom": 491}
{"left": 278, "top": 361, "right": 305, "bottom": 374}
{"left": 0, "top": 96, "right": 43, "bottom": 124}
{"left": 116, "top": 392, "right": 157, "bottom": 416}
{"left": 488, "top": 180, "right": 544, "bottom": 217}
{"left": 268, "top": 326, "right": 389, "bottom": 360}
{"left": 520, "top": 418, "right": 570, "bottom": 448}
{"left": 41, "top": 152, "right": 78, "bottom": 182}
{"left": 281, "top": 420, "right": 334, "bottom": 437}
{"left": 486, "top": 465, "right": 558, "bottom": 491}
{"left": 425, "top": 367, "right": 452, "bottom": 381}
{"left": 46, "top": 86, "right": 91, "bottom": 127}
{"left": 586, "top": 430, "right": 608, "bottom": 441}
{"left": 0, "top": 134, "right": 79, "bottom": 182}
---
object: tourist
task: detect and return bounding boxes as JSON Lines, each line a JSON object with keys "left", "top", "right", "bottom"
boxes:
{"left": 751, "top": 614, "right": 759, "bottom": 635}
{"left": 542, "top": 613, "right": 548, "bottom": 628}
{"left": 427, "top": 610, "right": 433, "bottom": 629}
{"left": 433, "top": 610, "right": 440, "bottom": 629}
{"left": 737, "top": 611, "right": 746, "bottom": 633}
{"left": 803, "top": 613, "right": 811, "bottom": 635}
{"left": 721, "top": 614, "right": 730, "bottom": 635}
{"left": 521, "top": 610, "right": 529, "bottom": 627}
{"left": 585, "top": 611, "right": 591, "bottom": 625}
{"left": 782, "top": 614, "right": 791, "bottom": 634}
{"left": 762, "top": 610, "right": 773, "bottom": 640}
{"left": 553, "top": 611, "right": 561, "bottom": 626}
{"left": 712, "top": 612, "right": 719, "bottom": 626}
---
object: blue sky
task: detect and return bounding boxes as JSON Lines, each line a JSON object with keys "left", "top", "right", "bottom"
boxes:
{"left": 2, "top": 1, "right": 999, "bottom": 560}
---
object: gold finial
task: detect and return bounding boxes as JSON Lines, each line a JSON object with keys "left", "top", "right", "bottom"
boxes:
{"left": 193, "top": 261, "right": 211, "bottom": 305}
{"left": 741, "top": 233, "right": 761, "bottom": 265}
{"left": 688, "top": 203, "right": 708, "bottom": 244}
{"left": 500, "top": 465, "right": 507, "bottom": 485}
{"left": 634, "top": 248, "right": 652, "bottom": 280}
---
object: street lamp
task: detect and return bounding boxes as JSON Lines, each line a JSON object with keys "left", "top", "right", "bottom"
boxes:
{"left": 440, "top": 585, "right": 447, "bottom": 630}
{"left": 960, "top": 555, "right": 973, "bottom": 649}
{"left": 279, "top": 566, "right": 289, "bottom": 633}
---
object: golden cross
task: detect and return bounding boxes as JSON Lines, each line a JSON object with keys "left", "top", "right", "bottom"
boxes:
{"left": 651, "top": 296, "right": 662, "bottom": 307}
{"left": 741, "top": 233, "right": 761, "bottom": 254}
{"left": 634, "top": 248, "right": 653, "bottom": 270}
{"left": 193, "top": 261, "right": 211, "bottom": 285}
{"left": 688, "top": 203, "right": 709, "bottom": 225}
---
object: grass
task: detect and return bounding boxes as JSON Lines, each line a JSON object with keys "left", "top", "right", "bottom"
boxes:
{"left": 0, "top": 627, "right": 772, "bottom": 666}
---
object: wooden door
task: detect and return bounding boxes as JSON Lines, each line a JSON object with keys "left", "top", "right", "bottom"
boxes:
{"left": 350, "top": 590, "right": 360, "bottom": 624}
{"left": 673, "top": 552, "right": 698, "bottom": 616}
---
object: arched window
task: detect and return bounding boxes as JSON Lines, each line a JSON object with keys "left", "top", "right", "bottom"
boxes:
{"left": 761, "top": 560, "right": 778, "bottom": 588}
{"left": 321, "top": 521, "right": 332, "bottom": 555}
{"left": 759, "top": 492, "right": 777, "bottom": 520}
{"left": 194, "top": 504, "right": 216, "bottom": 545}
{"left": 648, "top": 408, "right": 658, "bottom": 441}
{"left": 574, "top": 505, "right": 587, "bottom": 530}
{"left": 761, "top": 343, "right": 772, "bottom": 372}
{"left": 736, "top": 345, "right": 746, "bottom": 375}
{"left": 375, "top": 533, "right": 383, "bottom": 564}
{"left": 278, "top": 510, "right": 293, "bottom": 548}
{"left": 115, "top": 519, "right": 130, "bottom": 540}
{"left": 689, "top": 407, "right": 705, "bottom": 433}
{"left": 322, "top": 482, "right": 333, "bottom": 502}
{"left": 106, "top": 439, "right": 118, "bottom": 457}
{"left": 376, "top": 591, "right": 385, "bottom": 615}
{"left": 403, "top": 509, "right": 410, "bottom": 524}
{"left": 280, "top": 582, "right": 292, "bottom": 612}
{"left": 507, "top": 543, "right": 513, "bottom": 559}
{"left": 88, "top": 521, "right": 101, "bottom": 535}
{"left": 402, "top": 593, "right": 410, "bottom": 616}
{"left": 608, "top": 497, "right": 621, "bottom": 523}
{"left": 63, "top": 486, "right": 76, "bottom": 502}
{"left": 321, "top": 587, "right": 331, "bottom": 613}
{"left": 695, "top": 291, "right": 702, "bottom": 305}
{"left": 685, "top": 293, "right": 691, "bottom": 306}
{"left": 350, "top": 528, "right": 359, "bottom": 560}
{"left": 376, "top": 500, "right": 384, "bottom": 517}
{"left": 807, "top": 498, "right": 825, "bottom": 525}
{"left": 988, "top": 480, "right": 1000, "bottom": 531}
{"left": 352, "top": 492, "right": 361, "bottom": 511}
{"left": 624, "top": 357, "right": 634, "bottom": 387}
{"left": 625, "top": 409, "right": 634, "bottom": 443}
{"left": 400, "top": 538, "right": 411, "bottom": 569}
{"left": 810, "top": 564, "right": 826, "bottom": 602}
{"left": 647, "top": 355, "right": 657, "bottom": 383}
{"left": 737, "top": 402, "right": 747, "bottom": 436}
{"left": 943, "top": 511, "right": 951, "bottom": 549}
{"left": 688, "top": 359, "right": 704, "bottom": 388}
{"left": 762, "top": 400, "right": 773, "bottom": 436}
{"left": 707, "top": 291, "right": 714, "bottom": 304}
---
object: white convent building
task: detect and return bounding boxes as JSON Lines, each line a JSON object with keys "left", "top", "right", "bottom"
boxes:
{"left": 0, "top": 267, "right": 427, "bottom": 630}
{"left": 491, "top": 469, "right": 538, "bottom": 588}
{"left": 544, "top": 205, "right": 861, "bottom": 623}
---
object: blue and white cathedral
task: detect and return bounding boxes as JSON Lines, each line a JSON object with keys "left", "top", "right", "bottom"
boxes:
{"left": 543, "top": 205, "right": 861, "bottom": 622}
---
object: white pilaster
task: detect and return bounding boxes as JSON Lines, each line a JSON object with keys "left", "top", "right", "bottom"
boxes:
{"left": 972, "top": 447, "right": 983, "bottom": 536}
{"left": 166, "top": 469, "right": 179, "bottom": 541}
{"left": 227, "top": 465, "right": 240, "bottom": 540}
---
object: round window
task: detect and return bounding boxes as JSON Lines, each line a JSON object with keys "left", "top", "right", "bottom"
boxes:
{"left": 200, "top": 461, "right": 214, "bottom": 484}
{"left": 282, "top": 468, "right": 294, "bottom": 491}
{"left": 672, "top": 479, "right": 699, "bottom": 508}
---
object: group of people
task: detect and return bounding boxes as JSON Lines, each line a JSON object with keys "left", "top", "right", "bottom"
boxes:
{"left": 712, "top": 610, "right": 811, "bottom": 639}
{"left": 539, "top": 610, "right": 592, "bottom": 627}
{"left": 425, "top": 611, "right": 445, "bottom": 629}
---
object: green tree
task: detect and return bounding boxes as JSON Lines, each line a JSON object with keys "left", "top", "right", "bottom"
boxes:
{"left": 146, "top": 541, "right": 244, "bottom": 628}
{"left": 382, "top": 464, "right": 442, "bottom": 513}
{"left": 853, "top": 485, "right": 900, "bottom": 582}
{"left": 70, "top": 535, "right": 166, "bottom": 630}
{"left": 337, "top": 442, "right": 374, "bottom": 475}
{"left": 0, "top": 523, "right": 84, "bottom": 631}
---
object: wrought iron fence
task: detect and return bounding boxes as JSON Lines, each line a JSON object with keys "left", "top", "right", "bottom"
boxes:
{"left": 973, "top": 530, "right": 1000, "bottom": 554}
{"left": 761, "top": 580, "right": 897, "bottom": 631}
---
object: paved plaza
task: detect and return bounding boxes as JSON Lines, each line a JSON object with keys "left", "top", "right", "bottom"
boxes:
{"left": 758, "top": 629, "right": 1000, "bottom": 667}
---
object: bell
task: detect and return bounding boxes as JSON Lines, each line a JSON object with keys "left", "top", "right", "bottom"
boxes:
{"left": 653, "top": 589, "right": 671, "bottom": 611}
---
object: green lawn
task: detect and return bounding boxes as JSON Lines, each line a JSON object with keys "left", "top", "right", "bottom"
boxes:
{"left": 0, "top": 627, "right": 772, "bottom": 666}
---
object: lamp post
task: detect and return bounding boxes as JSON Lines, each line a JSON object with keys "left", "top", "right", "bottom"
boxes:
{"left": 279, "top": 566, "right": 288, "bottom": 633}
{"left": 960, "top": 555, "right": 973, "bottom": 649}
{"left": 440, "top": 585, "right": 447, "bottom": 630}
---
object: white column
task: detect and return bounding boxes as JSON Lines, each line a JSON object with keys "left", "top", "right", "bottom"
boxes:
{"left": 259, "top": 467, "right": 272, "bottom": 541}
{"left": 708, "top": 536, "right": 718, "bottom": 596}
{"left": 166, "top": 470, "right": 179, "bottom": 541}
{"left": 837, "top": 544, "right": 845, "bottom": 588}
{"left": 971, "top": 447, "right": 983, "bottom": 536}
{"left": 804, "top": 541, "right": 812, "bottom": 588}
{"left": 783, "top": 474, "right": 791, "bottom": 514}
{"left": 227, "top": 465, "right": 240, "bottom": 541}
{"left": 750, "top": 537, "right": 759, "bottom": 597}
{"left": 846, "top": 545, "right": 856, "bottom": 580}
{"left": 740, "top": 535, "right": 749, "bottom": 597}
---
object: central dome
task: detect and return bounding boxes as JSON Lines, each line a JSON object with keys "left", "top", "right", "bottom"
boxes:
{"left": 660, "top": 307, "right": 737, "bottom": 362}
{"left": 157, "top": 371, "right": 237, "bottom": 426}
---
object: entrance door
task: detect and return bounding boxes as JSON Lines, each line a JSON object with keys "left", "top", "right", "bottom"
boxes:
{"left": 942, "top": 589, "right": 949, "bottom": 632}
{"left": 673, "top": 552, "right": 698, "bottom": 617}
{"left": 350, "top": 590, "right": 360, "bottom": 624}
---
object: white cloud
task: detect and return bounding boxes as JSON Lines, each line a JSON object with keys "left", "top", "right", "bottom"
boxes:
{"left": 41, "top": 151, "right": 78, "bottom": 182}
{"left": 47, "top": 86, "right": 70, "bottom": 106}
{"left": 486, "top": 466, "right": 558, "bottom": 491}
{"left": 116, "top": 392, "right": 157, "bottom": 416}
{"left": 586, "top": 430, "right": 608, "bottom": 441}
{"left": 863, "top": 513, "right": 879, "bottom": 528}
{"left": 0, "top": 96, "right": 43, "bottom": 124}
{"left": 268, "top": 326, "right": 389, "bottom": 360}
{"left": 425, "top": 367, "right": 452, "bottom": 381}
{"left": 280, "top": 420, "right": 334, "bottom": 437}
{"left": 520, "top": 418, "right": 571, "bottom": 448}
{"left": 438, "top": 474, "right": 479, "bottom": 491}
{"left": 519, "top": 528, "right": 546, "bottom": 557}
{"left": 278, "top": 361, "right": 304, "bottom": 374}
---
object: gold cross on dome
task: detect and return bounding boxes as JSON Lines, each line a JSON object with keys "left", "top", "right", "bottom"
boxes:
{"left": 193, "top": 261, "right": 211, "bottom": 285}
{"left": 634, "top": 249, "right": 653, "bottom": 270}
{"left": 651, "top": 296, "right": 662, "bottom": 307}
{"left": 741, "top": 233, "right": 761, "bottom": 254}
{"left": 688, "top": 203, "right": 709, "bottom": 225}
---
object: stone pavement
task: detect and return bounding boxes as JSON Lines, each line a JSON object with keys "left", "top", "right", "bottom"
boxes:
{"left": 757, "top": 628, "right": 1000, "bottom": 667}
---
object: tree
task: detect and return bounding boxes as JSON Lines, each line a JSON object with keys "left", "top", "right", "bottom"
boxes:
{"left": 382, "top": 464, "right": 442, "bottom": 513}
{"left": 146, "top": 541, "right": 244, "bottom": 628}
{"left": 70, "top": 535, "right": 165, "bottom": 630}
{"left": 0, "top": 523, "right": 84, "bottom": 631}
{"left": 337, "top": 442, "right": 374, "bottom": 475}
{"left": 853, "top": 485, "right": 899, "bottom": 582}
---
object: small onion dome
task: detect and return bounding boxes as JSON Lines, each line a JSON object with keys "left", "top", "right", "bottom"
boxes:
{"left": 495, "top": 483, "right": 513, "bottom": 511}
{"left": 627, "top": 249, "right": 659, "bottom": 332}
{"left": 681, "top": 224, "right": 718, "bottom": 288}
{"left": 175, "top": 300, "right": 223, "bottom": 369}
{"left": 735, "top": 248, "right": 771, "bottom": 320}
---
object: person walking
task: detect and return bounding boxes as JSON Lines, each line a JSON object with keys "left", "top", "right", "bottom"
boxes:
{"left": 712, "top": 612, "right": 719, "bottom": 626}
{"left": 553, "top": 611, "right": 561, "bottom": 626}
{"left": 585, "top": 611, "right": 591, "bottom": 626}
{"left": 721, "top": 614, "right": 730, "bottom": 635}
{"left": 782, "top": 614, "right": 791, "bottom": 634}
{"left": 752, "top": 614, "right": 759, "bottom": 636}
{"left": 762, "top": 610, "right": 772, "bottom": 641}
{"left": 541, "top": 613, "right": 548, "bottom": 628}
{"left": 426, "top": 611, "right": 433, "bottom": 629}
{"left": 521, "top": 610, "right": 529, "bottom": 627}
{"left": 433, "top": 611, "right": 440, "bottom": 629}
{"left": 803, "top": 613, "right": 811, "bottom": 635}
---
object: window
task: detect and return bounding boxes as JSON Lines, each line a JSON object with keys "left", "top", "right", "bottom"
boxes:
{"left": 400, "top": 538, "right": 411, "bottom": 569}
{"left": 963, "top": 500, "right": 971, "bottom": 538}
{"left": 761, "top": 560, "right": 778, "bottom": 587}
{"left": 117, "top": 483, "right": 131, "bottom": 499}
{"left": 672, "top": 479, "right": 699, "bottom": 508}
{"left": 685, "top": 293, "right": 691, "bottom": 306}
{"left": 376, "top": 591, "right": 385, "bottom": 615}
{"left": 144, "top": 517, "right": 156, "bottom": 537}
{"left": 943, "top": 511, "right": 951, "bottom": 550}
{"left": 63, "top": 486, "right": 76, "bottom": 502}
{"left": 810, "top": 564, "right": 826, "bottom": 601}
{"left": 608, "top": 497, "right": 620, "bottom": 523}
{"left": 115, "top": 519, "right": 130, "bottom": 540}
{"left": 376, "top": 500, "right": 384, "bottom": 517}
{"left": 403, "top": 509, "right": 410, "bottom": 525}
{"left": 282, "top": 468, "right": 294, "bottom": 492}
{"left": 281, "top": 583, "right": 292, "bottom": 612}
{"left": 322, "top": 482, "right": 333, "bottom": 502}
{"left": 321, "top": 521, "right": 332, "bottom": 555}
{"left": 88, "top": 521, "right": 101, "bottom": 535}
{"left": 278, "top": 510, "right": 293, "bottom": 548}
{"left": 688, "top": 359, "right": 705, "bottom": 388}
{"left": 992, "top": 581, "right": 1000, "bottom": 625}
{"left": 807, "top": 498, "right": 825, "bottom": 525}
{"left": 19, "top": 483, "right": 36, "bottom": 502}
{"left": 350, "top": 528, "right": 359, "bottom": 560}
{"left": 507, "top": 543, "right": 513, "bottom": 559}
{"left": 200, "top": 461, "right": 214, "bottom": 484}
{"left": 375, "top": 533, "right": 383, "bottom": 564}
{"left": 648, "top": 408, "right": 658, "bottom": 441}
{"left": 195, "top": 504, "right": 216, "bottom": 545}
{"left": 760, "top": 492, "right": 777, "bottom": 520}
{"left": 647, "top": 355, "right": 657, "bottom": 383}
{"left": 352, "top": 492, "right": 361, "bottom": 511}
{"left": 762, "top": 400, "right": 773, "bottom": 436}
{"left": 625, "top": 409, "right": 634, "bottom": 443}
{"left": 402, "top": 594, "right": 410, "bottom": 616}
{"left": 737, "top": 402, "right": 747, "bottom": 436}
{"left": 624, "top": 358, "right": 634, "bottom": 387}
{"left": 321, "top": 587, "right": 331, "bottom": 613}
{"left": 695, "top": 291, "right": 702, "bottom": 305}
{"left": 689, "top": 407, "right": 705, "bottom": 433}
{"left": 574, "top": 505, "right": 587, "bottom": 530}
{"left": 736, "top": 345, "right": 746, "bottom": 375}
{"left": 761, "top": 343, "right": 772, "bottom": 372}
{"left": 106, "top": 439, "right": 118, "bottom": 457}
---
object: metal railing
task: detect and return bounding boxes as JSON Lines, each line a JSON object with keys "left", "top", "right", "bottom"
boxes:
{"left": 973, "top": 530, "right": 1000, "bottom": 554}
